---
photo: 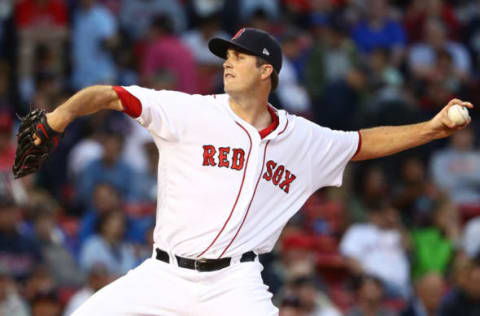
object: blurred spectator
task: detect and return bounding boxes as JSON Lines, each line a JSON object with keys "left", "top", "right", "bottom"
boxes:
{"left": 462, "top": 216, "right": 480, "bottom": 258}
{"left": 349, "top": 166, "right": 389, "bottom": 223}
{"left": 279, "top": 295, "right": 307, "bottom": 316}
{"left": 305, "top": 13, "right": 359, "bottom": 103}
{"left": 0, "top": 198, "right": 42, "bottom": 280}
{"left": 314, "top": 62, "right": 368, "bottom": 131}
{"left": 15, "top": 0, "right": 68, "bottom": 102}
{"left": 119, "top": 0, "right": 186, "bottom": 40}
{"left": 277, "top": 28, "right": 311, "bottom": 116}
{"left": 439, "top": 253, "right": 480, "bottom": 316}
{"left": 78, "top": 183, "right": 121, "bottom": 243}
{"left": 340, "top": 200, "right": 410, "bottom": 298}
{"left": 286, "top": 275, "right": 342, "bottom": 316}
{"left": 403, "top": 0, "right": 460, "bottom": 43}
{"left": 63, "top": 264, "right": 111, "bottom": 316}
{"left": 401, "top": 273, "right": 445, "bottom": 316}
{"left": 23, "top": 264, "right": 55, "bottom": 302}
{"left": 351, "top": 0, "right": 406, "bottom": 64}
{"left": 79, "top": 211, "right": 137, "bottom": 276}
{"left": 346, "top": 275, "right": 397, "bottom": 316}
{"left": 0, "top": 60, "right": 13, "bottom": 112}
{"left": 76, "top": 132, "right": 135, "bottom": 206}
{"left": 392, "top": 156, "right": 439, "bottom": 225}
{"left": 408, "top": 18, "right": 471, "bottom": 82}
{"left": 182, "top": 14, "right": 228, "bottom": 65}
{"left": 0, "top": 109, "right": 14, "bottom": 172}
{"left": 67, "top": 129, "right": 103, "bottom": 180}
{"left": 181, "top": 13, "right": 228, "bottom": 94}
{"left": 121, "top": 118, "right": 153, "bottom": 174}
{"left": 130, "top": 141, "right": 158, "bottom": 205}
{"left": 72, "top": 0, "right": 118, "bottom": 90}
{"left": 30, "top": 288, "right": 61, "bottom": 316}
{"left": 366, "top": 48, "right": 404, "bottom": 108}
{"left": 33, "top": 205, "right": 84, "bottom": 287}
{"left": 415, "top": 48, "right": 468, "bottom": 113}
{"left": 0, "top": 0, "right": 13, "bottom": 56}
{"left": 410, "top": 199, "right": 460, "bottom": 280}
{"left": 429, "top": 127, "right": 480, "bottom": 209}
{"left": 239, "top": 0, "right": 280, "bottom": 23}
{"left": 141, "top": 15, "right": 197, "bottom": 93}
{"left": 0, "top": 271, "right": 29, "bottom": 316}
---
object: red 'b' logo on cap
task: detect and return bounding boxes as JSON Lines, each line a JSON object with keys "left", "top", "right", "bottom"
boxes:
{"left": 232, "top": 28, "right": 245, "bottom": 40}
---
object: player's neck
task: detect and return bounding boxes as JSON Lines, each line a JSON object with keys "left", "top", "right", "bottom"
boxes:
{"left": 228, "top": 93, "right": 271, "bottom": 130}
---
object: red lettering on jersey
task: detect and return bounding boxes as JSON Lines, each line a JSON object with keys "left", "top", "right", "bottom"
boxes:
{"left": 218, "top": 147, "right": 230, "bottom": 168}
{"left": 263, "top": 160, "right": 277, "bottom": 181}
{"left": 272, "top": 165, "right": 285, "bottom": 185}
{"left": 202, "top": 145, "right": 217, "bottom": 166}
{"left": 279, "top": 170, "right": 296, "bottom": 193}
{"left": 263, "top": 160, "right": 296, "bottom": 193}
{"left": 231, "top": 149, "right": 245, "bottom": 170}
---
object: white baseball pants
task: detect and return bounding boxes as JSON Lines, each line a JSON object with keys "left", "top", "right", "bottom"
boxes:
{"left": 71, "top": 255, "right": 278, "bottom": 316}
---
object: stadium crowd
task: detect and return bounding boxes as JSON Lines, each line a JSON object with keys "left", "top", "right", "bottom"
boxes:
{"left": 1, "top": 0, "right": 480, "bottom": 315}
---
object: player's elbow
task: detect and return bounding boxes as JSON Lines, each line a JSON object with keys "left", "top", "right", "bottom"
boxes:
{"left": 87, "top": 85, "right": 124, "bottom": 112}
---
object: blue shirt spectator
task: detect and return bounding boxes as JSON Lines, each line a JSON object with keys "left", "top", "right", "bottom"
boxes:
{"left": 352, "top": 20, "right": 406, "bottom": 54}
{"left": 72, "top": 0, "right": 117, "bottom": 89}
{"left": 351, "top": 0, "right": 406, "bottom": 55}
{"left": 119, "top": 0, "right": 186, "bottom": 40}
{"left": 79, "top": 211, "right": 137, "bottom": 276}
{"left": 76, "top": 133, "right": 135, "bottom": 206}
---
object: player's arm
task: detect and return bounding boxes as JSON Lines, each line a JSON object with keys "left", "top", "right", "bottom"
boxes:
{"left": 351, "top": 98, "right": 473, "bottom": 161}
{"left": 33, "top": 85, "right": 123, "bottom": 144}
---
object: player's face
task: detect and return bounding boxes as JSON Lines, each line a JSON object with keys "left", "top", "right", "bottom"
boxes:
{"left": 223, "top": 49, "right": 261, "bottom": 94}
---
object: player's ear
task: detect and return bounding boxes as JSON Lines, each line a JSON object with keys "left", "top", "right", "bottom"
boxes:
{"left": 260, "top": 64, "right": 273, "bottom": 80}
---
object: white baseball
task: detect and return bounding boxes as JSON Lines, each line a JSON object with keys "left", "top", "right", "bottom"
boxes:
{"left": 448, "top": 104, "right": 470, "bottom": 125}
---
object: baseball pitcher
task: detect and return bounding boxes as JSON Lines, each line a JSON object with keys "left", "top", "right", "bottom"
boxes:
{"left": 13, "top": 28, "right": 473, "bottom": 315}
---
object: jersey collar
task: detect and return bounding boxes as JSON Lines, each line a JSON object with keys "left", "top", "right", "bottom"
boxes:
{"left": 259, "top": 106, "right": 279, "bottom": 139}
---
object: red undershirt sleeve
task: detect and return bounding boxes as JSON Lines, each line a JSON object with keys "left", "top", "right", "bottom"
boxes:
{"left": 113, "top": 86, "right": 142, "bottom": 118}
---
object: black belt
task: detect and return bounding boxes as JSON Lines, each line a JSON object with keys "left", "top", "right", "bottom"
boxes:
{"left": 155, "top": 248, "right": 257, "bottom": 272}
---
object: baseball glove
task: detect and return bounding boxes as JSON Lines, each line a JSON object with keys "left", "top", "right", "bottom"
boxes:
{"left": 12, "top": 109, "right": 62, "bottom": 179}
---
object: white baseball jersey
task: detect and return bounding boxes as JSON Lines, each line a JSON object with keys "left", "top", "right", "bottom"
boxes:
{"left": 114, "top": 85, "right": 360, "bottom": 259}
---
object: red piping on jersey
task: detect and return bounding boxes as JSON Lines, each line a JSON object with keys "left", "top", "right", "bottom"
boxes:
{"left": 197, "top": 122, "right": 252, "bottom": 258}
{"left": 278, "top": 117, "right": 289, "bottom": 136}
{"left": 218, "top": 116, "right": 289, "bottom": 258}
{"left": 259, "top": 107, "right": 279, "bottom": 139}
{"left": 113, "top": 86, "right": 142, "bottom": 118}
{"left": 219, "top": 139, "right": 271, "bottom": 258}
{"left": 354, "top": 131, "right": 362, "bottom": 157}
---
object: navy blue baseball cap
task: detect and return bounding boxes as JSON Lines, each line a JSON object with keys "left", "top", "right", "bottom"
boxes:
{"left": 208, "top": 27, "right": 283, "bottom": 74}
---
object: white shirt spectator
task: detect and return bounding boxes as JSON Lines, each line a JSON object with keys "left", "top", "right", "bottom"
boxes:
{"left": 277, "top": 58, "right": 311, "bottom": 114}
{"left": 182, "top": 30, "right": 229, "bottom": 65}
{"left": 408, "top": 42, "right": 471, "bottom": 75}
{"left": 72, "top": 4, "right": 117, "bottom": 89}
{"left": 79, "top": 236, "right": 137, "bottom": 277}
{"left": 463, "top": 217, "right": 480, "bottom": 257}
{"left": 68, "top": 139, "right": 103, "bottom": 178}
{"left": 340, "top": 223, "right": 410, "bottom": 296}
{"left": 430, "top": 149, "right": 480, "bottom": 205}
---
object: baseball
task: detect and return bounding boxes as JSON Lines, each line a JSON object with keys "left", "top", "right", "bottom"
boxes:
{"left": 448, "top": 104, "right": 470, "bottom": 125}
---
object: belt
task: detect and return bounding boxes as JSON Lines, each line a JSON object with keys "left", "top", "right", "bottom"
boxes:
{"left": 155, "top": 248, "right": 257, "bottom": 272}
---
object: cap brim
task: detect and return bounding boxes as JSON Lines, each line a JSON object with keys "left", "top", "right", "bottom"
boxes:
{"left": 208, "top": 38, "right": 258, "bottom": 60}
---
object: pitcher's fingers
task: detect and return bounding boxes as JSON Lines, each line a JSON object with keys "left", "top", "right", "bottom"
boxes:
{"left": 33, "top": 133, "right": 41, "bottom": 146}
